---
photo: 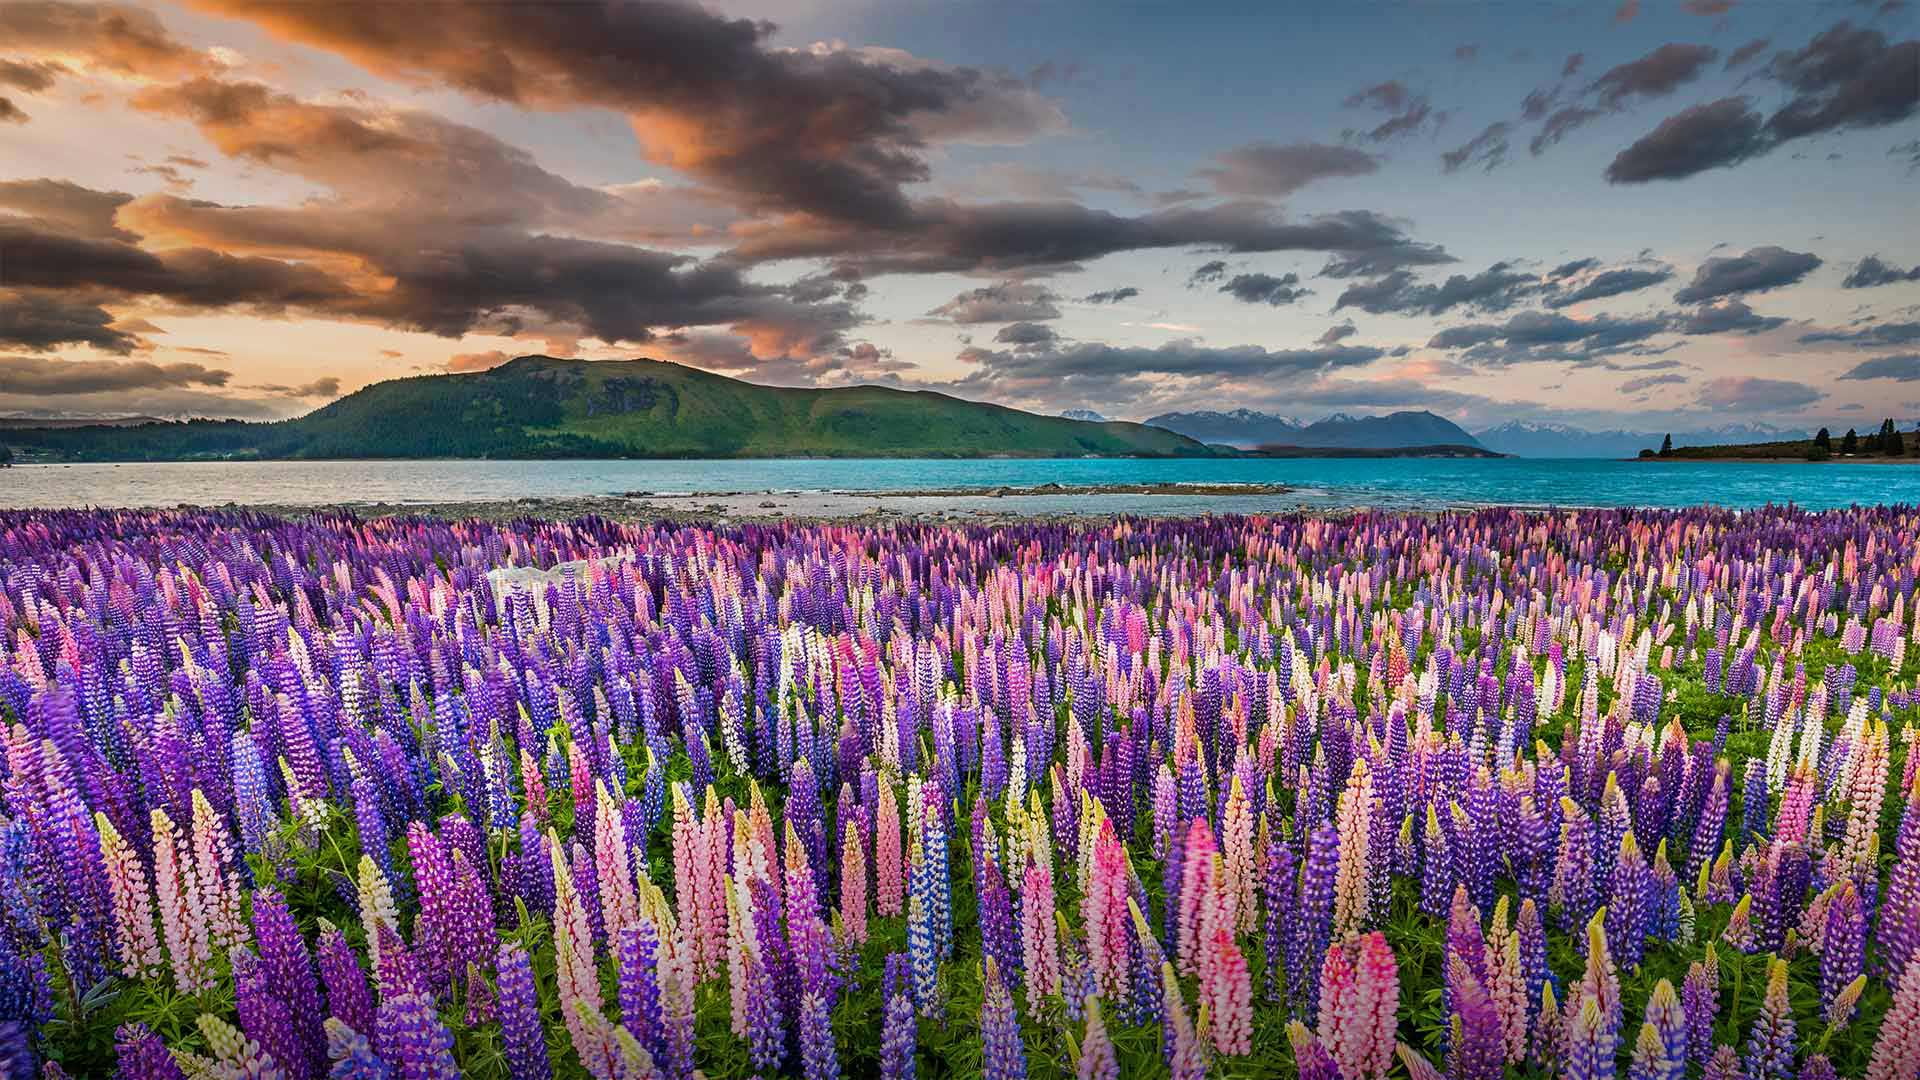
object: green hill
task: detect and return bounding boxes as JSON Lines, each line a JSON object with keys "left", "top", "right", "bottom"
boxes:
{"left": 1, "top": 356, "right": 1215, "bottom": 461}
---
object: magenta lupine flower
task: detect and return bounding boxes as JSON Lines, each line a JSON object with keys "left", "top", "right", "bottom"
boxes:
{"left": 1318, "top": 930, "right": 1399, "bottom": 1080}
{"left": 1444, "top": 953, "right": 1504, "bottom": 1080}
{"left": 1288, "top": 1021, "right": 1344, "bottom": 1080}
{"left": 234, "top": 946, "right": 306, "bottom": 1080}
{"left": 252, "top": 888, "right": 324, "bottom": 1076}
{"left": 318, "top": 924, "right": 376, "bottom": 1045}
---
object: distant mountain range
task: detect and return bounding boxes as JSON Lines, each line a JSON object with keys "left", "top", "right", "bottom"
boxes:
{"left": 1146, "top": 408, "right": 1482, "bottom": 450}
{"left": 1471, "top": 422, "right": 1811, "bottom": 458}
{"left": 0, "top": 356, "right": 1211, "bottom": 461}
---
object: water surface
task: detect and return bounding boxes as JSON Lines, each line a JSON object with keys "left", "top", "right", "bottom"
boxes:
{"left": 4, "top": 457, "right": 1918, "bottom": 512}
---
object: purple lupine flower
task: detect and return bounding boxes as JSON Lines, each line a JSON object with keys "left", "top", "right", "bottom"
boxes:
{"left": 252, "top": 888, "right": 324, "bottom": 1077}
{"left": 323, "top": 1019, "right": 391, "bottom": 1080}
{"left": 799, "top": 990, "right": 839, "bottom": 1080}
{"left": 980, "top": 958, "right": 1027, "bottom": 1080}
{"left": 1295, "top": 821, "right": 1339, "bottom": 1011}
{"left": 317, "top": 925, "right": 376, "bottom": 1046}
{"left": 114, "top": 1023, "right": 188, "bottom": 1080}
{"left": 880, "top": 953, "right": 916, "bottom": 1080}
{"left": 375, "top": 992, "right": 460, "bottom": 1080}
{"left": 745, "top": 951, "right": 786, "bottom": 1076}
{"left": 1445, "top": 953, "right": 1504, "bottom": 1080}
{"left": 1260, "top": 827, "right": 1295, "bottom": 1002}
{"left": 616, "top": 923, "right": 664, "bottom": 1067}
{"left": 494, "top": 942, "right": 551, "bottom": 1080}
{"left": 233, "top": 946, "right": 306, "bottom": 1080}
{"left": 1823, "top": 882, "right": 1866, "bottom": 1014}
{"left": 1681, "top": 961, "right": 1717, "bottom": 1069}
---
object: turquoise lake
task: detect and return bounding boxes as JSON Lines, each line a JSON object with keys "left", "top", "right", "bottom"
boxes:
{"left": 6, "top": 456, "right": 1920, "bottom": 512}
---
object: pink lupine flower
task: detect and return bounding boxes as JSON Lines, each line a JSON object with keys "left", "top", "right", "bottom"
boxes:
{"left": 150, "top": 806, "right": 213, "bottom": 993}
{"left": 96, "top": 811, "right": 163, "bottom": 979}
{"left": 1319, "top": 931, "right": 1400, "bottom": 1079}
{"left": 1021, "top": 855, "right": 1061, "bottom": 1009}
{"left": 875, "top": 778, "right": 904, "bottom": 917}
{"left": 1203, "top": 926, "right": 1252, "bottom": 1056}
{"left": 839, "top": 820, "right": 868, "bottom": 946}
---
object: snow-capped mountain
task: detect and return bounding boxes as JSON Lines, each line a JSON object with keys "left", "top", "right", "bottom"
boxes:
{"left": 1147, "top": 409, "right": 1480, "bottom": 450}
{"left": 1139, "top": 409, "right": 1303, "bottom": 448}
{"left": 1058, "top": 409, "right": 1110, "bottom": 423}
{"left": 1474, "top": 421, "right": 1810, "bottom": 458}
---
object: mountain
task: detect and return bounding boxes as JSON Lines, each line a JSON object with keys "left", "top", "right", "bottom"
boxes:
{"left": 1286, "top": 410, "right": 1481, "bottom": 450}
{"left": 1475, "top": 421, "right": 1809, "bottom": 458}
{"left": 1059, "top": 409, "right": 1109, "bottom": 422}
{"left": 0, "top": 415, "right": 164, "bottom": 429}
{"left": 0, "top": 356, "right": 1213, "bottom": 462}
{"left": 1142, "top": 408, "right": 1302, "bottom": 448}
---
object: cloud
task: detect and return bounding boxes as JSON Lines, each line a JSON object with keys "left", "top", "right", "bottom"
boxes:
{"left": 927, "top": 282, "right": 1060, "bottom": 323}
{"left": 1837, "top": 353, "right": 1920, "bottom": 380}
{"left": 992, "top": 321, "right": 1058, "bottom": 349}
{"left": 0, "top": 177, "right": 135, "bottom": 240}
{"left": 1547, "top": 266, "right": 1674, "bottom": 307}
{"left": 0, "top": 354, "right": 230, "bottom": 395}
{"left": 1726, "top": 39, "right": 1771, "bottom": 68}
{"left": 948, "top": 339, "right": 1386, "bottom": 406}
{"left": 1197, "top": 141, "right": 1379, "bottom": 196}
{"left": 1620, "top": 373, "right": 1688, "bottom": 393}
{"left": 248, "top": 376, "right": 342, "bottom": 398}
{"left": 1441, "top": 123, "right": 1510, "bottom": 172}
{"left": 1592, "top": 44, "right": 1719, "bottom": 109}
{"left": 1334, "top": 262, "right": 1543, "bottom": 316}
{"left": 1081, "top": 287, "right": 1138, "bottom": 304}
{"left": 0, "top": 58, "right": 64, "bottom": 93}
{"left": 1605, "top": 97, "right": 1766, "bottom": 181}
{"left": 1218, "top": 272, "right": 1309, "bottom": 306}
{"left": 731, "top": 199, "right": 1453, "bottom": 277}
{"left": 1673, "top": 245, "right": 1822, "bottom": 302}
{"left": 1842, "top": 255, "right": 1920, "bottom": 288}
{"left": 1341, "top": 80, "right": 1438, "bottom": 141}
{"left": 1614, "top": 0, "right": 1640, "bottom": 24}
{"left": 185, "top": 0, "right": 1064, "bottom": 228}
{"left": 1188, "top": 261, "right": 1228, "bottom": 285}
{"left": 446, "top": 350, "right": 513, "bottom": 373}
{"left": 0, "top": 97, "right": 25, "bottom": 124}
{"left": 1694, "top": 375, "right": 1823, "bottom": 410}
{"left": 0, "top": 289, "right": 141, "bottom": 353}
{"left": 1683, "top": 0, "right": 1736, "bottom": 15}
{"left": 0, "top": 1, "right": 213, "bottom": 80}
{"left": 1609, "top": 23, "right": 1919, "bottom": 183}
{"left": 1316, "top": 322, "right": 1357, "bottom": 346}
{"left": 1672, "top": 299, "right": 1787, "bottom": 334}
{"left": 1801, "top": 320, "right": 1920, "bottom": 348}
{"left": 1529, "top": 43, "right": 1720, "bottom": 154}
{"left": 1426, "top": 310, "right": 1668, "bottom": 364}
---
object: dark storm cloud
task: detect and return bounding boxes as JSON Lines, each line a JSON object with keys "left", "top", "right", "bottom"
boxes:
{"left": 1341, "top": 80, "right": 1438, "bottom": 141}
{"left": 1673, "top": 246, "right": 1822, "bottom": 302}
{"left": 0, "top": 290, "right": 140, "bottom": 353}
{"left": 1441, "top": 123, "right": 1510, "bottom": 173}
{"left": 1609, "top": 23, "right": 1918, "bottom": 183}
{"left": 1334, "top": 263, "right": 1542, "bottom": 317}
{"left": 1547, "top": 267, "right": 1674, "bottom": 307}
{"left": 927, "top": 282, "right": 1060, "bottom": 324}
{"left": 1672, "top": 299, "right": 1787, "bottom": 334}
{"left": 0, "top": 354, "right": 230, "bottom": 394}
{"left": 1695, "top": 375, "right": 1823, "bottom": 410}
{"left": 959, "top": 340, "right": 1385, "bottom": 387}
{"left": 1843, "top": 255, "right": 1920, "bottom": 288}
{"left": 0, "top": 218, "right": 354, "bottom": 310}
{"left": 187, "top": 0, "right": 1063, "bottom": 228}
{"left": 1197, "top": 142, "right": 1379, "bottom": 196}
{"left": 1082, "top": 287, "right": 1138, "bottom": 305}
{"left": 1837, "top": 353, "right": 1920, "bottom": 380}
{"left": 1218, "top": 273, "right": 1309, "bottom": 306}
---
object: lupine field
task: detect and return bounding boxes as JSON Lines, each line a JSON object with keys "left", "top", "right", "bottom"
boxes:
{"left": 2, "top": 507, "right": 1919, "bottom": 1079}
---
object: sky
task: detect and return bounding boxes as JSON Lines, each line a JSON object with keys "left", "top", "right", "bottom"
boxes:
{"left": 0, "top": 0, "right": 1916, "bottom": 432}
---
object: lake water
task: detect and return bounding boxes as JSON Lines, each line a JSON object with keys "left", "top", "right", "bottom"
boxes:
{"left": 4, "top": 457, "right": 1920, "bottom": 512}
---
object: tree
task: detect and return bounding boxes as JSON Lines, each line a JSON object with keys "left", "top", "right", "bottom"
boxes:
{"left": 1659, "top": 434, "right": 1673, "bottom": 457}
{"left": 1843, "top": 428, "right": 1859, "bottom": 454}
{"left": 1814, "top": 427, "right": 1831, "bottom": 451}
{"left": 1887, "top": 418, "right": 1907, "bottom": 457}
